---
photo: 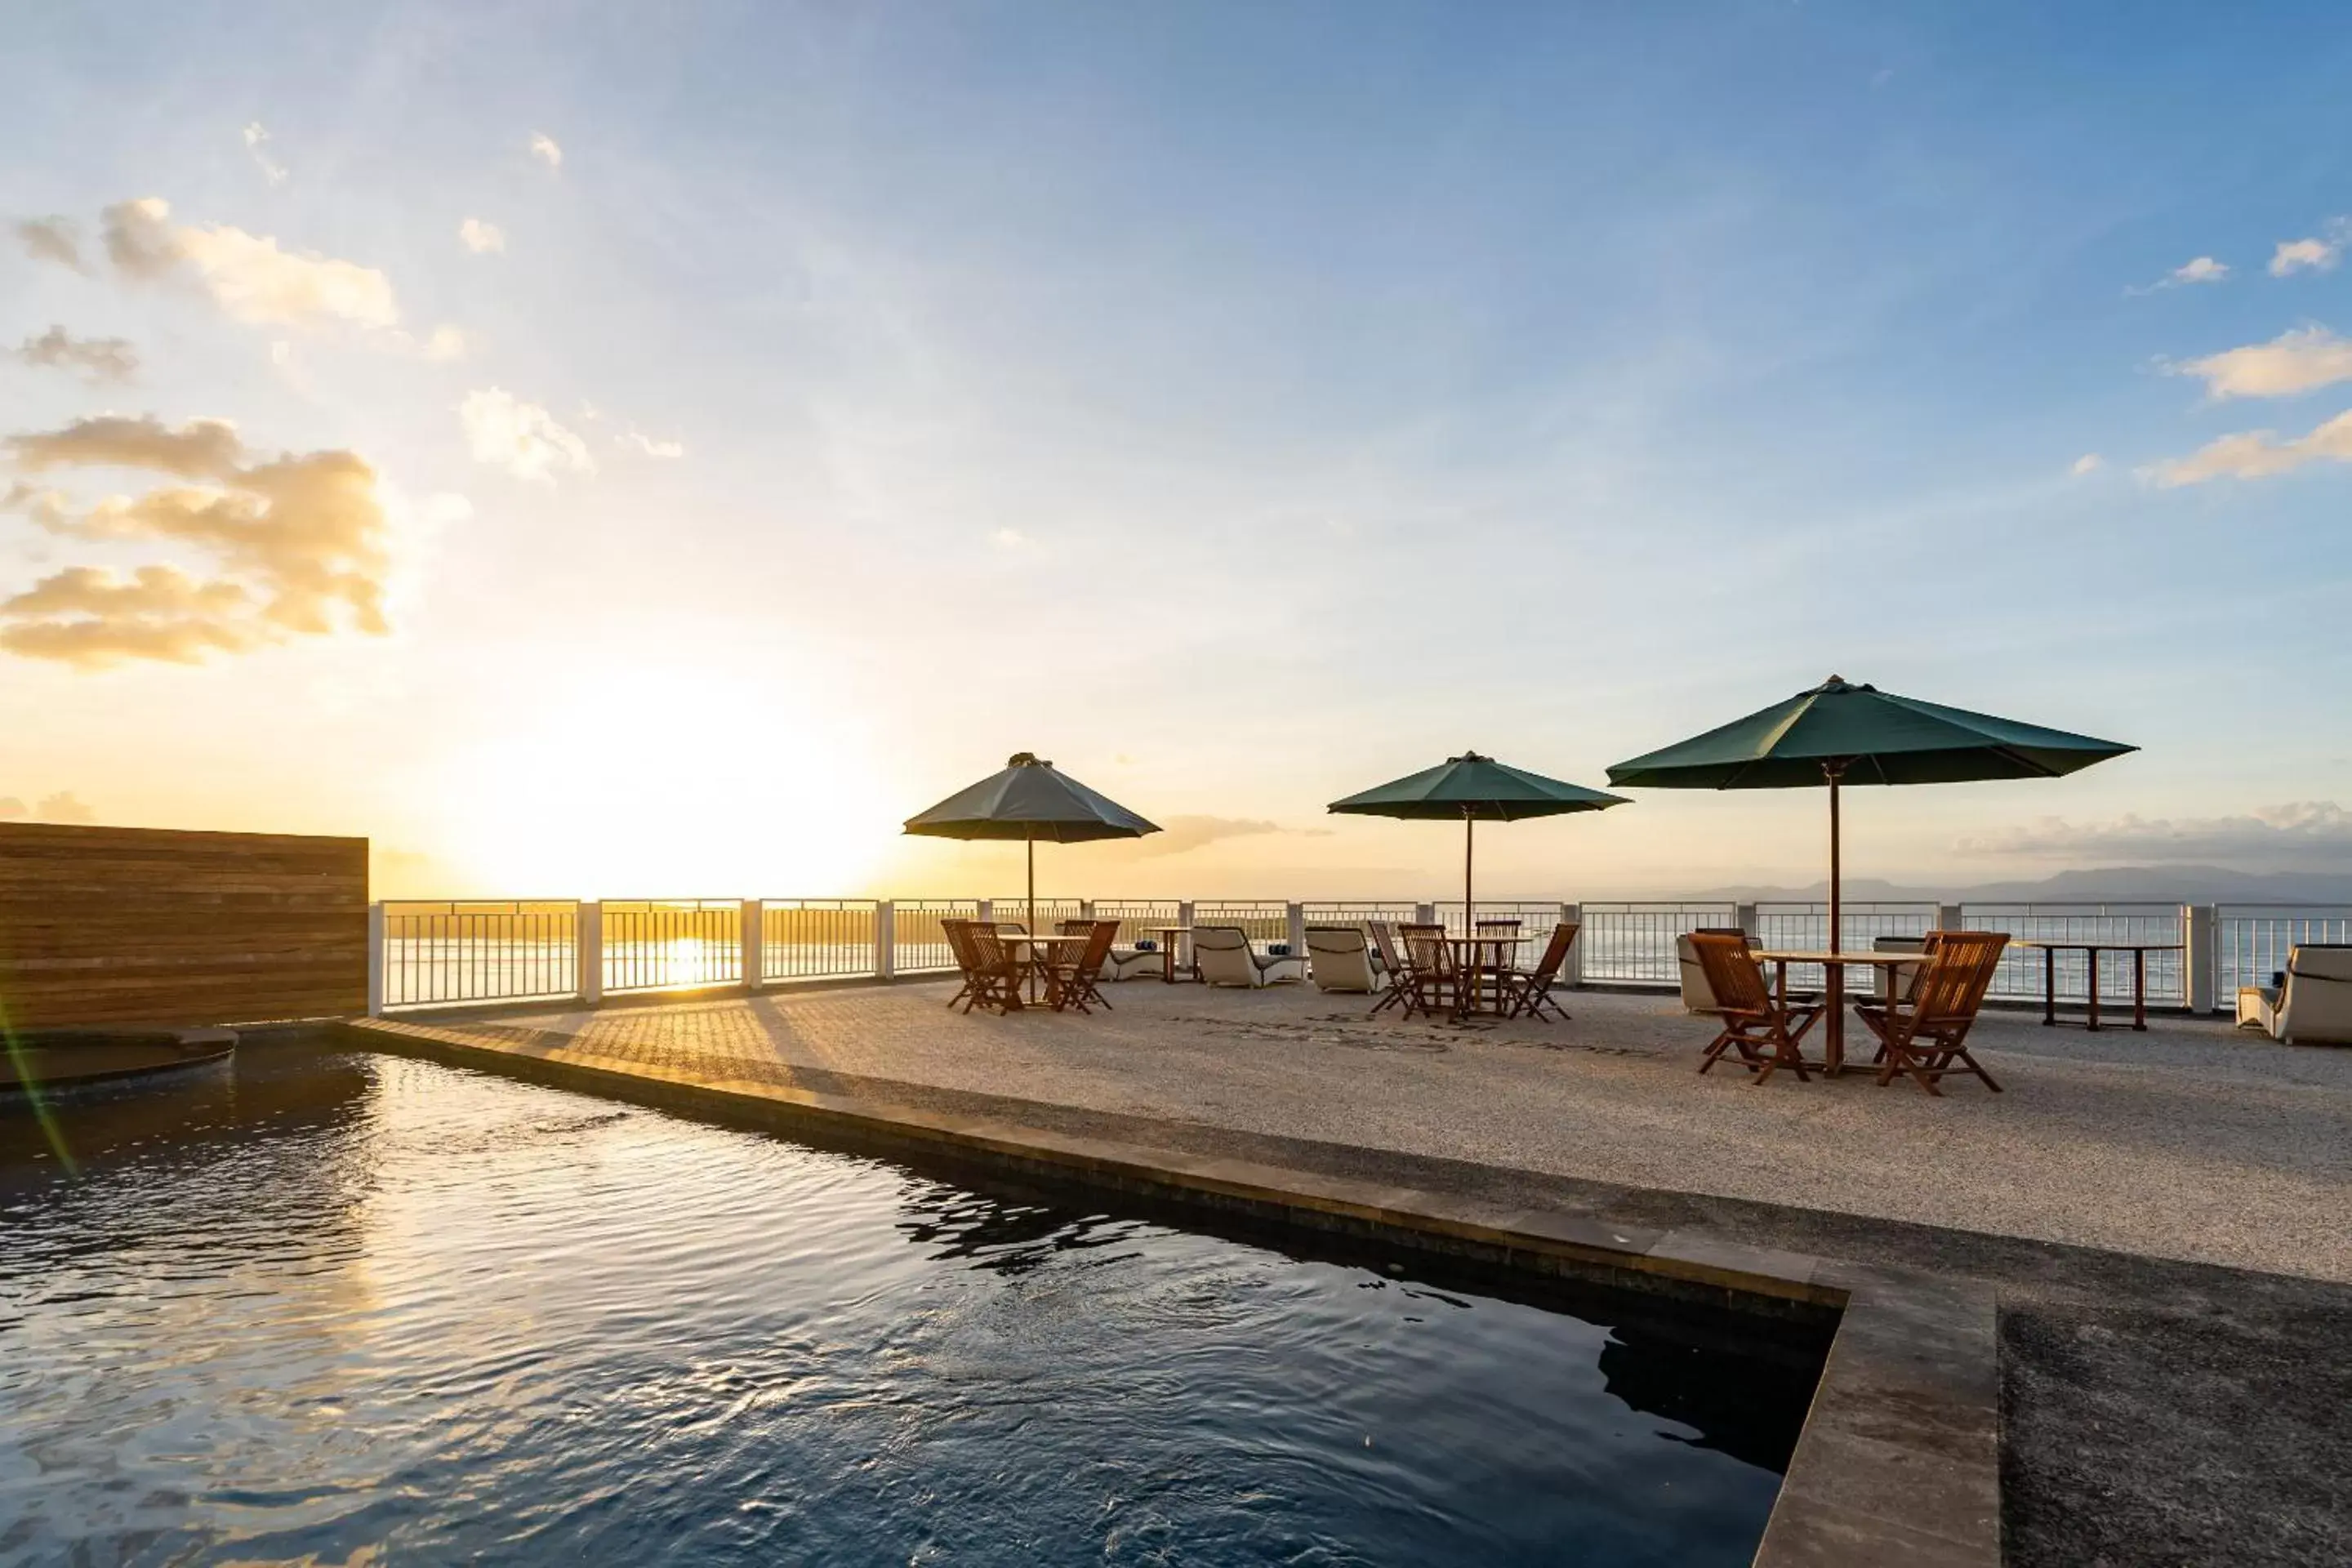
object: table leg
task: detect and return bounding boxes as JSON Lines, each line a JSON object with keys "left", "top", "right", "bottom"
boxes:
{"left": 1825, "top": 964, "right": 1845, "bottom": 1074}
{"left": 2042, "top": 947, "right": 2056, "bottom": 1026}
{"left": 2087, "top": 950, "right": 2102, "bottom": 1032}
{"left": 1161, "top": 943, "right": 1174, "bottom": 984}
{"left": 2133, "top": 948, "right": 2148, "bottom": 1031}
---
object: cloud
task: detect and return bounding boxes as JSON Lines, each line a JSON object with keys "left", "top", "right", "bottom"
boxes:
{"left": 2269, "top": 225, "right": 2345, "bottom": 277}
{"left": 14, "top": 216, "right": 88, "bottom": 274}
{"left": 0, "top": 790, "right": 95, "bottom": 822}
{"left": 102, "top": 196, "right": 399, "bottom": 330}
{"left": 2172, "top": 326, "right": 2352, "bottom": 401}
{"left": 459, "top": 387, "right": 595, "bottom": 480}
{"left": 2069, "top": 453, "right": 2102, "bottom": 476}
{"left": 530, "top": 132, "right": 563, "bottom": 168}
{"left": 459, "top": 217, "right": 505, "bottom": 255}
{"left": 989, "top": 527, "right": 1028, "bottom": 550}
{"left": 242, "top": 122, "right": 288, "bottom": 186}
{"left": 2130, "top": 256, "right": 2229, "bottom": 293}
{"left": 13, "top": 326, "right": 137, "bottom": 384}
{"left": 0, "top": 413, "right": 397, "bottom": 666}
{"left": 2151, "top": 408, "right": 2352, "bottom": 486}
{"left": 1958, "top": 802, "right": 2352, "bottom": 870}
{"left": 7, "top": 413, "right": 243, "bottom": 479}
{"left": 623, "top": 429, "right": 684, "bottom": 458}
{"left": 1120, "top": 815, "right": 1290, "bottom": 859}
{"left": 35, "top": 790, "right": 91, "bottom": 823}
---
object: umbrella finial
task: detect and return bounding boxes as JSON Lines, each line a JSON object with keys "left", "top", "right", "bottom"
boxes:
{"left": 1006, "top": 751, "right": 1049, "bottom": 768}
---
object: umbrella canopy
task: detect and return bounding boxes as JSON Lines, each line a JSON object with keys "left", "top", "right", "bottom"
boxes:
{"left": 1605, "top": 676, "right": 2136, "bottom": 789}
{"left": 1329, "top": 752, "right": 1629, "bottom": 926}
{"left": 1606, "top": 675, "right": 2134, "bottom": 946}
{"left": 904, "top": 753, "right": 1159, "bottom": 930}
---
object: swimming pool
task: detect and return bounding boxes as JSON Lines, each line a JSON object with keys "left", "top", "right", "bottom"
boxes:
{"left": 0, "top": 1045, "right": 1826, "bottom": 1565}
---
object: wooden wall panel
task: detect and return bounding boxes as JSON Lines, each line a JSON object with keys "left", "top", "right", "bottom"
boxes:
{"left": 0, "top": 822, "right": 366, "bottom": 1027}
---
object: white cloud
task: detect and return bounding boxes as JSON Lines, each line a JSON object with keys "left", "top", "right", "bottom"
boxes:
{"left": 0, "top": 412, "right": 397, "bottom": 666}
{"left": 459, "top": 217, "right": 505, "bottom": 255}
{"left": 2269, "top": 221, "right": 2347, "bottom": 277}
{"left": 459, "top": 387, "right": 595, "bottom": 481}
{"left": 2069, "top": 453, "right": 2102, "bottom": 476}
{"left": 529, "top": 132, "right": 563, "bottom": 168}
{"left": 13, "top": 326, "right": 137, "bottom": 384}
{"left": 2151, "top": 408, "right": 2352, "bottom": 486}
{"left": 103, "top": 196, "right": 399, "bottom": 331}
{"left": 989, "top": 527, "right": 1029, "bottom": 550}
{"left": 14, "top": 216, "right": 88, "bottom": 274}
{"left": 2174, "top": 326, "right": 2352, "bottom": 401}
{"left": 1958, "top": 802, "right": 2352, "bottom": 870}
{"left": 623, "top": 429, "right": 685, "bottom": 459}
{"left": 2131, "top": 255, "right": 2229, "bottom": 293}
{"left": 242, "top": 122, "right": 288, "bottom": 186}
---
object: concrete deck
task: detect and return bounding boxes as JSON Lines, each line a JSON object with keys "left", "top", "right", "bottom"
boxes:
{"left": 367, "top": 978, "right": 2352, "bottom": 1284}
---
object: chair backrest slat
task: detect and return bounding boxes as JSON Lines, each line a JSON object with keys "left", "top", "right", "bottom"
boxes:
{"left": 1690, "top": 931, "right": 1771, "bottom": 1013}
{"left": 1081, "top": 918, "right": 1120, "bottom": 971}
{"left": 1369, "top": 922, "right": 1407, "bottom": 973}
{"left": 1526, "top": 921, "right": 1580, "bottom": 984}
{"left": 1912, "top": 932, "right": 2007, "bottom": 1027}
{"left": 1401, "top": 924, "right": 1455, "bottom": 978}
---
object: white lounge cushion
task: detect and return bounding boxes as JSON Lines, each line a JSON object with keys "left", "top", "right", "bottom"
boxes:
{"left": 2249, "top": 945, "right": 2352, "bottom": 1045}
{"left": 1305, "top": 927, "right": 1379, "bottom": 993}
{"left": 1192, "top": 925, "right": 1305, "bottom": 987}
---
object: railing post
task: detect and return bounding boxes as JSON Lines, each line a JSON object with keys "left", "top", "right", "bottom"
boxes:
{"left": 1734, "top": 902, "right": 1758, "bottom": 940}
{"left": 1937, "top": 902, "right": 1965, "bottom": 933}
{"left": 366, "top": 901, "right": 385, "bottom": 1017}
{"left": 977, "top": 899, "right": 993, "bottom": 926}
{"left": 741, "top": 898, "right": 763, "bottom": 992}
{"left": 875, "top": 901, "right": 895, "bottom": 981}
{"left": 1561, "top": 902, "right": 1583, "bottom": 988}
{"left": 1080, "top": 898, "right": 1095, "bottom": 920}
{"left": 1414, "top": 902, "right": 1436, "bottom": 927}
{"left": 1285, "top": 902, "right": 1305, "bottom": 954}
{"left": 578, "top": 900, "right": 604, "bottom": 1005}
{"left": 2185, "top": 903, "right": 2216, "bottom": 1013}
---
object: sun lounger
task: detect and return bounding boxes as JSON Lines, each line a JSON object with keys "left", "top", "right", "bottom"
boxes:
{"left": 1192, "top": 924, "right": 1306, "bottom": 987}
{"left": 2237, "top": 944, "right": 2352, "bottom": 1045}
{"left": 1305, "top": 926, "right": 1381, "bottom": 993}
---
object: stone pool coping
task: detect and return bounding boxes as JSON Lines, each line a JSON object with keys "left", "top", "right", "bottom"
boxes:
{"left": 345, "top": 1019, "right": 1999, "bottom": 1567}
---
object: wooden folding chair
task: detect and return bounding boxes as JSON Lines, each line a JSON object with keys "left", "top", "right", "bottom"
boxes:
{"left": 1501, "top": 921, "right": 1580, "bottom": 1022}
{"left": 1855, "top": 931, "right": 2008, "bottom": 1095}
{"left": 1045, "top": 920, "right": 1120, "bottom": 1013}
{"left": 942, "top": 919, "right": 983, "bottom": 1010}
{"left": 1366, "top": 922, "right": 1419, "bottom": 1017}
{"left": 1399, "top": 924, "right": 1462, "bottom": 1019}
{"left": 956, "top": 922, "right": 1026, "bottom": 1014}
{"left": 1689, "top": 931, "right": 1820, "bottom": 1085}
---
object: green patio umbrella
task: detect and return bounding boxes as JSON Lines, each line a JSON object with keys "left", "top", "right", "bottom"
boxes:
{"left": 1606, "top": 675, "right": 2135, "bottom": 949}
{"left": 1328, "top": 752, "right": 1630, "bottom": 927}
{"left": 903, "top": 753, "right": 1160, "bottom": 933}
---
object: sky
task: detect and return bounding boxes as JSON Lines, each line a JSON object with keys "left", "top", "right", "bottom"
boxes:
{"left": 2, "top": 1, "right": 2350, "bottom": 901}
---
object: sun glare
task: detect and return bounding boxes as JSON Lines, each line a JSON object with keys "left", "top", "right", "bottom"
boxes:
{"left": 435, "top": 671, "right": 895, "bottom": 897}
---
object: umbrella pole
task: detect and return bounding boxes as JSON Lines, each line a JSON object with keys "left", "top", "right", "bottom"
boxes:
{"left": 1027, "top": 831, "right": 1036, "bottom": 936}
{"left": 1463, "top": 810, "right": 1474, "bottom": 932}
{"left": 1824, "top": 760, "right": 1845, "bottom": 951}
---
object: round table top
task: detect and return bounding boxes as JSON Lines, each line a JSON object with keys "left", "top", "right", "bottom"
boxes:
{"left": 1000, "top": 933, "right": 1091, "bottom": 945}
{"left": 1753, "top": 949, "right": 1922, "bottom": 965}
{"left": 2012, "top": 940, "right": 2183, "bottom": 951}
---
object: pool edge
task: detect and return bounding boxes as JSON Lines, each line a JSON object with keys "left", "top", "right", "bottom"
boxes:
{"left": 341, "top": 1018, "right": 2001, "bottom": 1568}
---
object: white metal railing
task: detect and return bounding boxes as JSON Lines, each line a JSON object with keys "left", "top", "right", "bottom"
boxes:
{"left": 365, "top": 893, "right": 2350, "bottom": 1017}
{"left": 2216, "top": 905, "right": 2352, "bottom": 1000}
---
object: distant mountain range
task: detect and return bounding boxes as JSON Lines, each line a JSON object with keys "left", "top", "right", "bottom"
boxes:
{"left": 1664, "top": 865, "right": 2352, "bottom": 905}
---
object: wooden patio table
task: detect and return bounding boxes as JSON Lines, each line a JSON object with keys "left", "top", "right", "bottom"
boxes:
{"left": 2014, "top": 940, "right": 2181, "bottom": 1032}
{"left": 1000, "top": 933, "right": 1092, "bottom": 1005}
{"left": 1752, "top": 950, "right": 1922, "bottom": 1075}
{"left": 1148, "top": 925, "right": 1193, "bottom": 984}
{"left": 1446, "top": 933, "right": 1524, "bottom": 1018}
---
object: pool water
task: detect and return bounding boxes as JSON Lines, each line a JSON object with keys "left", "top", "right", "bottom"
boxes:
{"left": 0, "top": 1047, "right": 1827, "bottom": 1566}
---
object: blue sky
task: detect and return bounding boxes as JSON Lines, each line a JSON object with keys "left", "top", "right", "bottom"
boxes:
{"left": 2, "top": 2, "right": 2349, "bottom": 896}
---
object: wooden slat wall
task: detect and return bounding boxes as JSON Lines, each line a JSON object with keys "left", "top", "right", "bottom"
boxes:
{"left": 0, "top": 822, "right": 367, "bottom": 1027}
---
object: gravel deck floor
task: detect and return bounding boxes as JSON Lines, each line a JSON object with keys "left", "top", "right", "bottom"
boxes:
{"left": 372, "top": 978, "right": 2352, "bottom": 1284}
{"left": 361, "top": 980, "right": 2352, "bottom": 1566}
